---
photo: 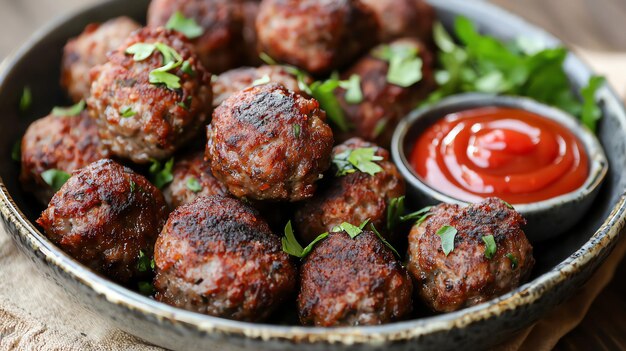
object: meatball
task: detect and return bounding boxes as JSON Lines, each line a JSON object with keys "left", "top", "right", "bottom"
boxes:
{"left": 256, "top": 0, "right": 379, "bottom": 74}
{"left": 88, "top": 27, "right": 213, "bottom": 163}
{"left": 37, "top": 159, "right": 168, "bottom": 284}
{"left": 212, "top": 65, "right": 311, "bottom": 108}
{"left": 294, "top": 138, "right": 405, "bottom": 244}
{"left": 20, "top": 112, "right": 109, "bottom": 204}
{"left": 241, "top": 0, "right": 262, "bottom": 65}
{"left": 407, "top": 198, "right": 534, "bottom": 313}
{"left": 298, "top": 230, "right": 413, "bottom": 326}
{"left": 147, "top": 0, "right": 249, "bottom": 73}
{"left": 61, "top": 17, "right": 140, "bottom": 102}
{"left": 153, "top": 196, "right": 296, "bottom": 321}
{"left": 206, "top": 83, "right": 333, "bottom": 201}
{"left": 335, "top": 38, "right": 436, "bottom": 147}
{"left": 361, "top": 0, "right": 434, "bottom": 43}
{"left": 162, "top": 151, "right": 230, "bottom": 209}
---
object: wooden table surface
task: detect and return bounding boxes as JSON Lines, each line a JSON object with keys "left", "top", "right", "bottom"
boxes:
{"left": 0, "top": 0, "right": 624, "bottom": 350}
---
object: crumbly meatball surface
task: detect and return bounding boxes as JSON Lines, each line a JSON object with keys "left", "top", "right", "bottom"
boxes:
{"left": 153, "top": 196, "right": 296, "bottom": 321}
{"left": 256, "top": 0, "right": 379, "bottom": 74}
{"left": 147, "top": 0, "right": 248, "bottom": 73}
{"left": 162, "top": 151, "right": 230, "bottom": 209}
{"left": 335, "top": 38, "right": 436, "bottom": 147}
{"left": 61, "top": 16, "right": 140, "bottom": 102}
{"left": 407, "top": 198, "right": 534, "bottom": 312}
{"left": 88, "top": 27, "right": 213, "bottom": 163}
{"left": 298, "top": 230, "right": 413, "bottom": 326}
{"left": 212, "top": 65, "right": 311, "bottom": 108}
{"left": 294, "top": 138, "right": 404, "bottom": 244}
{"left": 37, "top": 159, "right": 168, "bottom": 284}
{"left": 206, "top": 83, "right": 333, "bottom": 201}
{"left": 20, "top": 112, "right": 109, "bottom": 204}
{"left": 361, "top": 0, "right": 434, "bottom": 43}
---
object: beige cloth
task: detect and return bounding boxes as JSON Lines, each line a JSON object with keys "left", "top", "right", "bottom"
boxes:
{"left": 0, "top": 51, "right": 624, "bottom": 351}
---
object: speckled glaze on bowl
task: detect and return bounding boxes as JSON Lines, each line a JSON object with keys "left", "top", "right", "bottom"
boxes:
{"left": 0, "top": 0, "right": 625, "bottom": 350}
{"left": 391, "top": 93, "right": 609, "bottom": 242}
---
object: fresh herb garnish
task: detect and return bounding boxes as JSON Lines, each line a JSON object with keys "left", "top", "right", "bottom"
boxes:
{"left": 338, "top": 74, "right": 363, "bottom": 104}
{"left": 292, "top": 124, "right": 301, "bottom": 138}
{"left": 178, "top": 96, "right": 192, "bottom": 110}
{"left": 308, "top": 76, "right": 352, "bottom": 132}
{"left": 482, "top": 235, "right": 497, "bottom": 259}
{"left": 181, "top": 60, "right": 195, "bottom": 76}
{"left": 129, "top": 180, "right": 136, "bottom": 192}
{"left": 332, "top": 147, "right": 383, "bottom": 177}
{"left": 429, "top": 17, "right": 605, "bottom": 131}
{"left": 138, "top": 281, "right": 155, "bottom": 296}
{"left": 332, "top": 221, "right": 363, "bottom": 238}
{"left": 369, "top": 223, "right": 400, "bottom": 258}
{"left": 126, "top": 43, "right": 156, "bottom": 61}
{"left": 149, "top": 158, "right": 174, "bottom": 189}
{"left": 52, "top": 100, "right": 85, "bottom": 117}
{"left": 386, "top": 196, "right": 405, "bottom": 231}
{"left": 259, "top": 52, "right": 278, "bottom": 65}
{"left": 373, "top": 44, "right": 423, "bottom": 87}
{"left": 400, "top": 205, "right": 432, "bottom": 223}
{"left": 252, "top": 74, "right": 271, "bottom": 86}
{"left": 127, "top": 42, "right": 184, "bottom": 90}
{"left": 436, "top": 225, "right": 457, "bottom": 256}
{"left": 373, "top": 119, "right": 387, "bottom": 138}
{"left": 149, "top": 70, "right": 181, "bottom": 89}
{"left": 281, "top": 221, "right": 328, "bottom": 258}
{"left": 505, "top": 253, "right": 518, "bottom": 269}
{"left": 20, "top": 87, "right": 32, "bottom": 112}
{"left": 11, "top": 140, "right": 21, "bottom": 163}
{"left": 186, "top": 176, "right": 202, "bottom": 193}
{"left": 120, "top": 106, "right": 136, "bottom": 118}
{"left": 41, "top": 169, "right": 71, "bottom": 192}
{"left": 165, "top": 11, "right": 203, "bottom": 39}
{"left": 501, "top": 200, "right": 514, "bottom": 209}
{"left": 137, "top": 250, "right": 154, "bottom": 272}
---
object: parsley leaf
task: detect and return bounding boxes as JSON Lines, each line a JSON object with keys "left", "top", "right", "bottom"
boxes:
{"left": 332, "top": 222, "right": 363, "bottom": 238}
{"left": 149, "top": 70, "right": 181, "bottom": 90}
{"left": 252, "top": 74, "right": 271, "bottom": 86}
{"left": 137, "top": 250, "right": 153, "bottom": 272}
{"left": 399, "top": 205, "right": 432, "bottom": 223}
{"left": 120, "top": 106, "right": 136, "bottom": 118}
{"left": 436, "top": 225, "right": 457, "bottom": 256}
{"left": 149, "top": 158, "right": 174, "bottom": 189}
{"left": 482, "top": 235, "right": 497, "bottom": 259}
{"left": 186, "top": 177, "right": 202, "bottom": 193}
{"left": 20, "top": 87, "right": 32, "bottom": 112}
{"left": 373, "top": 44, "right": 423, "bottom": 87}
{"left": 125, "top": 43, "right": 156, "bottom": 61}
{"left": 41, "top": 169, "right": 71, "bottom": 192}
{"left": 11, "top": 140, "right": 21, "bottom": 163}
{"left": 138, "top": 281, "right": 155, "bottom": 296}
{"left": 506, "top": 253, "right": 518, "bottom": 269}
{"left": 332, "top": 147, "right": 384, "bottom": 177}
{"left": 181, "top": 60, "right": 195, "bottom": 76}
{"left": 166, "top": 11, "right": 203, "bottom": 39}
{"left": 129, "top": 180, "right": 136, "bottom": 192}
{"left": 281, "top": 221, "right": 328, "bottom": 258}
{"left": 52, "top": 100, "right": 85, "bottom": 117}
{"left": 293, "top": 124, "right": 301, "bottom": 138}
{"left": 308, "top": 77, "right": 352, "bottom": 132}
{"left": 338, "top": 74, "right": 363, "bottom": 104}
{"left": 370, "top": 223, "right": 400, "bottom": 258}
{"left": 259, "top": 52, "right": 278, "bottom": 65}
{"left": 386, "top": 196, "right": 405, "bottom": 231}
{"left": 580, "top": 75, "right": 605, "bottom": 132}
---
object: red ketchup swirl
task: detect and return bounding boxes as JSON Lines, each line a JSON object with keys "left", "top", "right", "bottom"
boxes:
{"left": 410, "top": 107, "right": 589, "bottom": 204}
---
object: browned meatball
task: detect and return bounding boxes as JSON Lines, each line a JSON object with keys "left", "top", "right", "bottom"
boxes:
{"left": 153, "top": 196, "right": 296, "bottom": 321}
{"left": 88, "top": 27, "right": 213, "bottom": 163}
{"left": 298, "top": 230, "right": 413, "bottom": 326}
{"left": 294, "top": 138, "right": 404, "bottom": 244}
{"left": 361, "top": 0, "right": 434, "bottom": 43}
{"left": 147, "top": 0, "right": 251, "bottom": 73}
{"left": 37, "top": 159, "right": 168, "bottom": 284}
{"left": 335, "top": 38, "right": 436, "bottom": 147}
{"left": 212, "top": 65, "right": 311, "bottom": 108}
{"left": 162, "top": 151, "right": 230, "bottom": 209}
{"left": 206, "top": 83, "right": 333, "bottom": 201}
{"left": 256, "top": 0, "right": 379, "bottom": 74}
{"left": 61, "top": 17, "right": 140, "bottom": 102}
{"left": 20, "top": 112, "right": 109, "bottom": 204}
{"left": 407, "top": 198, "right": 534, "bottom": 313}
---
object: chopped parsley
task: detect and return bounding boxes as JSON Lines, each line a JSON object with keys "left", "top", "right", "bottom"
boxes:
{"left": 369, "top": 223, "right": 400, "bottom": 258}
{"left": 120, "top": 106, "right": 136, "bottom": 118}
{"left": 181, "top": 60, "right": 195, "bottom": 76}
{"left": 178, "top": 96, "right": 192, "bottom": 110}
{"left": 281, "top": 221, "right": 328, "bottom": 258}
{"left": 386, "top": 196, "right": 405, "bottom": 231}
{"left": 482, "top": 235, "right": 497, "bottom": 259}
{"left": 20, "top": 86, "right": 32, "bottom": 112}
{"left": 293, "top": 124, "right": 301, "bottom": 138}
{"left": 259, "top": 52, "right": 278, "bottom": 65}
{"left": 138, "top": 281, "right": 155, "bottom": 296}
{"left": 11, "top": 140, "right": 21, "bottom": 163}
{"left": 436, "top": 225, "right": 457, "bottom": 256}
{"left": 338, "top": 74, "right": 363, "bottom": 104}
{"left": 332, "top": 147, "right": 383, "bottom": 177}
{"left": 125, "top": 43, "right": 156, "bottom": 61}
{"left": 506, "top": 253, "right": 519, "bottom": 269}
{"left": 126, "top": 42, "right": 184, "bottom": 90}
{"left": 51, "top": 100, "right": 85, "bottom": 117}
{"left": 186, "top": 176, "right": 202, "bottom": 193}
{"left": 332, "top": 221, "right": 364, "bottom": 238}
{"left": 41, "top": 169, "right": 71, "bottom": 192}
{"left": 372, "top": 43, "right": 423, "bottom": 87}
{"left": 252, "top": 74, "right": 271, "bottom": 86}
{"left": 149, "top": 158, "right": 174, "bottom": 189}
{"left": 165, "top": 11, "right": 203, "bottom": 39}
{"left": 137, "top": 250, "right": 154, "bottom": 272}
{"left": 308, "top": 76, "right": 352, "bottom": 132}
{"left": 428, "top": 17, "right": 605, "bottom": 132}
{"left": 129, "top": 180, "right": 136, "bottom": 192}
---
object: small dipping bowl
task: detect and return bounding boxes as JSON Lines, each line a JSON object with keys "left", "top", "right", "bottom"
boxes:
{"left": 391, "top": 93, "right": 608, "bottom": 241}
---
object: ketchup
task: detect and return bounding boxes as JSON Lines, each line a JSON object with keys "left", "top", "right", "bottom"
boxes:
{"left": 410, "top": 107, "right": 588, "bottom": 204}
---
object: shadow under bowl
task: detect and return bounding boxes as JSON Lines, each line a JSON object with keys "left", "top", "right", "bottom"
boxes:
{"left": 391, "top": 93, "right": 609, "bottom": 242}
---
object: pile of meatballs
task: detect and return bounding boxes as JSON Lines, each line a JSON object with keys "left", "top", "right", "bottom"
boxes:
{"left": 20, "top": 0, "right": 534, "bottom": 326}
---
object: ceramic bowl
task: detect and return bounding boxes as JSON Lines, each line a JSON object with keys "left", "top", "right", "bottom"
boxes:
{"left": 391, "top": 93, "right": 609, "bottom": 241}
{"left": 0, "top": 0, "right": 625, "bottom": 350}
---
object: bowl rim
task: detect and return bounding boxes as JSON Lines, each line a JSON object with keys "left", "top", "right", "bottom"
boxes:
{"left": 390, "top": 92, "right": 609, "bottom": 213}
{"left": 0, "top": 0, "right": 625, "bottom": 345}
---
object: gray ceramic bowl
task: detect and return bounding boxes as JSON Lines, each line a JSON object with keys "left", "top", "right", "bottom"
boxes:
{"left": 391, "top": 93, "right": 609, "bottom": 241}
{"left": 0, "top": 0, "right": 625, "bottom": 350}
